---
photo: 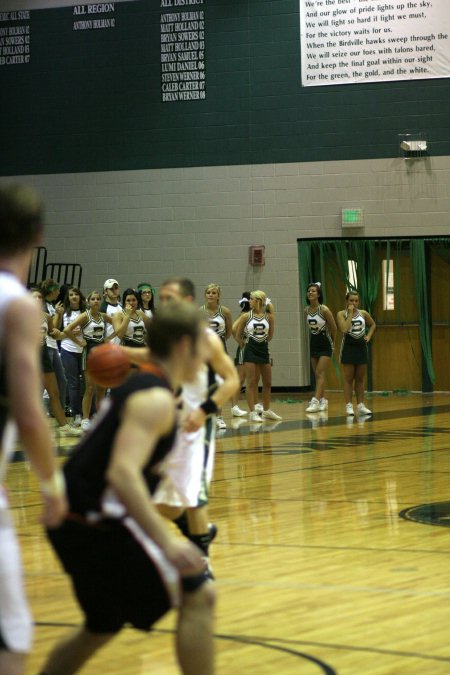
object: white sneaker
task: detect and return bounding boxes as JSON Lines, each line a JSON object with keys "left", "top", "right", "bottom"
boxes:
{"left": 59, "top": 424, "right": 82, "bottom": 437}
{"left": 73, "top": 414, "right": 82, "bottom": 427}
{"left": 249, "top": 411, "right": 263, "bottom": 422}
{"left": 357, "top": 403, "right": 372, "bottom": 415}
{"left": 319, "top": 398, "right": 328, "bottom": 411}
{"left": 306, "top": 414, "right": 320, "bottom": 428}
{"left": 358, "top": 415, "right": 371, "bottom": 426}
{"left": 249, "top": 423, "right": 262, "bottom": 432}
{"left": 306, "top": 397, "right": 320, "bottom": 413}
{"left": 262, "top": 409, "right": 282, "bottom": 421}
{"left": 81, "top": 418, "right": 91, "bottom": 431}
{"left": 231, "top": 405, "right": 247, "bottom": 417}
{"left": 263, "top": 421, "right": 282, "bottom": 431}
{"left": 254, "top": 403, "right": 263, "bottom": 414}
{"left": 216, "top": 416, "right": 227, "bottom": 430}
{"left": 346, "top": 403, "right": 355, "bottom": 416}
{"left": 230, "top": 418, "right": 246, "bottom": 429}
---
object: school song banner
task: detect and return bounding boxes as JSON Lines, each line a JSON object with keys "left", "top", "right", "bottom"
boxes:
{"left": 299, "top": 0, "right": 450, "bottom": 86}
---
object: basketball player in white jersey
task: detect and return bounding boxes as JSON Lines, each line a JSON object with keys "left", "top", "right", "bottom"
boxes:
{"left": 199, "top": 283, "right": 233, "bottom": 430}
{"left": 154, "top": 278, "right": 239, "bottom": 572}
{"left": 124, "top": 277, "right": 239, "bottom": 572}
{"left": 0, "top": 184, "right": 67, "bottom": 675}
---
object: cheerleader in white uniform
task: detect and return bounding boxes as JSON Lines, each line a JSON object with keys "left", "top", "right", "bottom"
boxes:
{"left": 113, "top": 288, "right": 147, "bottom": 349}
{"left": 336, "top": 290, "right": 376, "bottom": 416}
{"left": 304, "top": 282, "right": 337, "bottom": 413}
{"left": 63, "top": 290, "right": 113, "bottom": 430}
{"left": 234, "top": 290, "right": 282, "bottom": 422}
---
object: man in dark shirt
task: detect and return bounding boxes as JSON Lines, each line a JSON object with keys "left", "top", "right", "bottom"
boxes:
{"left": 40, "top": 302, "right": 215, "bottom": 675}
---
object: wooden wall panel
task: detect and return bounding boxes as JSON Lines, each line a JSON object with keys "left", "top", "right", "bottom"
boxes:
{"left": 371, "top": 326, "right": 422, "bottom": 391}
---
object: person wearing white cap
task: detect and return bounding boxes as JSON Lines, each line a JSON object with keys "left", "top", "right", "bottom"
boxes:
{"left": 100, "top": 279, "right": 122, "bottom": 345}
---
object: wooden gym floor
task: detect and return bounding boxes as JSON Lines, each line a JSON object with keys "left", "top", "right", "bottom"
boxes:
{"left": 6, "top": 391, "right": 450, "bottom": 674}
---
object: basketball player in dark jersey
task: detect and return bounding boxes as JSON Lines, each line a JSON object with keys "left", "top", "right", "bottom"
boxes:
{"left": 39, "top": 302, "right": 215, "bottom": 675}
{"left": 0, "top": 185, "right": 67, "bottom": 675}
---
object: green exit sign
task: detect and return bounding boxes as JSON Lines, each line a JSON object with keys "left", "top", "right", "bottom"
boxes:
{"left": 342, "top": 208, "right": 364, "bottom": 227}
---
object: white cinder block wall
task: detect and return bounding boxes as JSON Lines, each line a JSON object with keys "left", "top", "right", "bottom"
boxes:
{"left": 6, "top": 154, "right": 450, "bottom": 388}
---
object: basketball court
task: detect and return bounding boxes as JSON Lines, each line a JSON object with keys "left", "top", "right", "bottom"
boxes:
{"left": 7, "top": 391, "right": 450, "bottom": 674}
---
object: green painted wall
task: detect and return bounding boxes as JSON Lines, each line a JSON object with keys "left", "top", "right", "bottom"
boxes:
{"left": 2, "top": 0, "right": 450, "bottom": 175}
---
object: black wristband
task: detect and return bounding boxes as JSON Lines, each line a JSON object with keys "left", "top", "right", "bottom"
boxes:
{"left": 199, "top": 398, "right": 218, "bottom": 416}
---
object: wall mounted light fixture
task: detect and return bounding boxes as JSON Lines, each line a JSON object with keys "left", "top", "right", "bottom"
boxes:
{"left": 399, "top": 132, "right": 428, "bottom": 160}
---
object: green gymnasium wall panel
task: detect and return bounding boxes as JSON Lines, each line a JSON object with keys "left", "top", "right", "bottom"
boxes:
{"left": 2, "top": 0, "right": 450, "bottom": 176}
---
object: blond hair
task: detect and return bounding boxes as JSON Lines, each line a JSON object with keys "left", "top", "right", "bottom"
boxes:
{"left": 87, "top": 290, "right": 102, "bottom": 303}
{"left": 205, "top": 283, "right": 221, "bottom": 297}
{"left": 250, "top": 290, "right": 273, "bottom": 314}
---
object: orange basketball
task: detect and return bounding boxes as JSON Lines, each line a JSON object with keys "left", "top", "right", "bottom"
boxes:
{"left": 87, "top": 343, "right": 131, "bottom": 388}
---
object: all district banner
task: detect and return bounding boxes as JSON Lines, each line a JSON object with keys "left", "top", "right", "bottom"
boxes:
{"left": 299, "top": 0, "right": 450, "bottom": 86}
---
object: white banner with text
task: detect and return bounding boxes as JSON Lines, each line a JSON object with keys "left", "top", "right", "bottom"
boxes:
{"left": 300, "top": 0, "right": 450, "bottom": 86}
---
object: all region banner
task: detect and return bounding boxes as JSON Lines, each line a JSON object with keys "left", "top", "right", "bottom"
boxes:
{"left": 0, "top": 1, "right": 137, "bottom": 9}
{"left": 299, "top": 0, "right": 450, "bottom": 86}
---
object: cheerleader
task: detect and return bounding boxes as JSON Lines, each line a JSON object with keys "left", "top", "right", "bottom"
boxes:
{"left": 235, "top": 290, "right": 281, "bottom": 422}
{"left": 230, "top": 292, "right": 250, "bottom": 417}
{"left": 63, "top": 290, "right": 113, "bottom": 430}
{"left": 304, "top": 282, "right": 337, "bottom": 413}
{"left": 112, "top": 288, "right": 148, "bottom": 348}
{"left": 336, "top": 290, "right": 376, "bottom": 416}
{"left": 200, "top": 283, "right": 232, "bottom": 349}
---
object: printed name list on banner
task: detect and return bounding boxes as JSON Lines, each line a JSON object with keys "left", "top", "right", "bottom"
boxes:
{"left": 299, "top": 0, "right": 450, "bottom": 86}
{"left": 73, "top": 3, "right": 116, "bottom": 31}
{"left": 160, "top": 0, "right": 205, "bottom": 102}
{"left": 0, "top": 11, "right": 30, "bottom": 66}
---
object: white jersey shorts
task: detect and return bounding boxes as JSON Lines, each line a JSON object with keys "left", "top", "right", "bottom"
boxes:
{"left": 0, "top": 504, "right": 33, "bottom": 653}
{"left": 154, "top": 365, "right": 216, "bottom": 508}
{"left": 153, "top": 418, "right": 215, "bottom": 508}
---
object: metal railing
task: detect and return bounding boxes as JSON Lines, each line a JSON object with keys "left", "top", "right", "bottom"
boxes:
{"left": 44, "top": 262, "right": 82, "bottom": 289}
{"left": 28, "top": 246, "right": 83, "bottom": 290}
{"left": 27, "top": 246, "right": 48, "bottom": 287}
